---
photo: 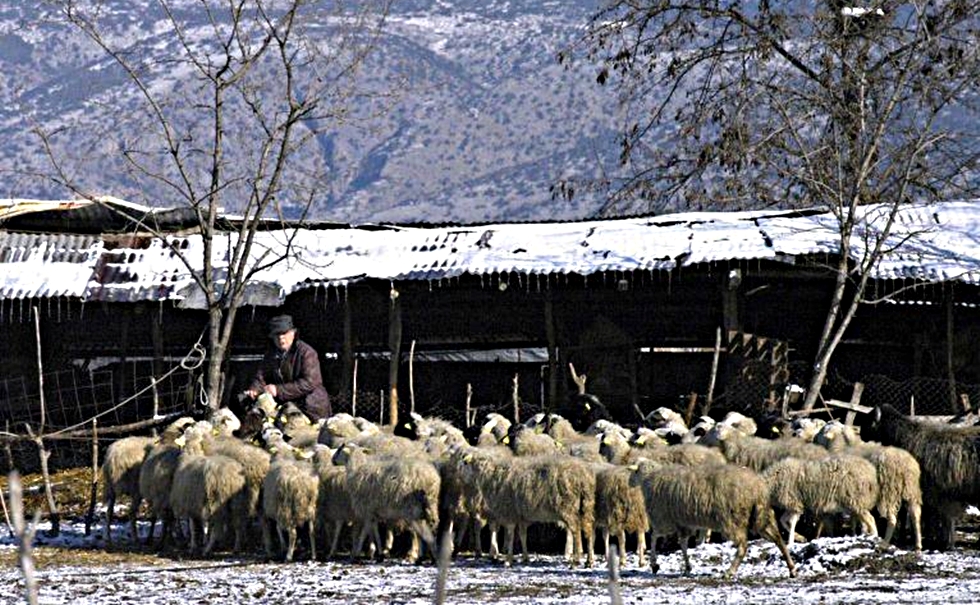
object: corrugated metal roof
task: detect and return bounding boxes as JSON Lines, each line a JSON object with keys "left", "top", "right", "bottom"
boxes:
{"left": 2, "top": 199, "right": 980, "bottom": 307}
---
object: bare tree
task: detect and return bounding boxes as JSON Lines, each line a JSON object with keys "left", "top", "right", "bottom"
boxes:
{"left": 37, "top": 0, "right": 393, "bottom": 412}
{"left": 567, "top": 2, "right": 980, "bottom": 410}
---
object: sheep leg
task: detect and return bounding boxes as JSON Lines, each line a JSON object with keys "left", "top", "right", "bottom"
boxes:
{"left": 285, "top": 527, "right": 298, "bottom": 562}
{"left": 104, "top": 491, "right": 116, "bottom": 545}
{"left": 519, "top": 524, "right": 531, "bottom": 564}
{"left": 129, "top": 496, "right": 142, "bottom": 543}
{"left": 679, "top": 532, "right": 692, "bottom": 575}
{"left": 758, "top": 514, "right": 797, "bottom": 578}
{"left": 307, "top": 521, "right": 317, "bottom": 562}
{"left": 352, "top": 522, "right": 370, "bottom": 560}
{"left": 384, "top": 526, "right": 395, "bottom": 556}
{"left": 583, "top": 524, "right": 594, "bottom": 568}
{"left": 471, "top": 517, "right": 485, "bottom": 557}
{"left": 649, "top": 535, "right": 660, "bottom": 575}
{"left": 782, "top": 511, "right": 802, "bottom": 547}
{"left": 636, "top": 531, "right": 647, "bottom": 568}
{"left": 724, "top": 536, "right": 748, "bottom": 580}
{"left": 262, "top": 517, "right": 277, "bottom": 559}
{"left": 406, "top": 531, "right": 421, "bottom": 563}
{"left": 880, "top": 511, "right": 898, "bottom": 549}
{"left": 602, "top": 528, "right": 610, "bottom": 560}
{"left": 909, "top": 503, "right": 923, "bottom": 551}
{"left": 564, "top": 527, "right": 574, "bottom": 560}
{"left": 489, "top": 523, "right": 501, "bottom": 560}
{"left": 504, "top": 524, "right": 516, "bottom": 567}
{"left": 371, "top": 522, "right": 385, "bottom": 560}
{"left": 856, "top": 510, "right": 879, "bottom": 538}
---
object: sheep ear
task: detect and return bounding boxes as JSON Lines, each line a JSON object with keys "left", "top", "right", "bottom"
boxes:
{"left": 635, "top": 435, "right": 646, "bottom": 445}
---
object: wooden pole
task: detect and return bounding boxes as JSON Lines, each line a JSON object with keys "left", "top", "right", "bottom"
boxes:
{"left": 351, "top": 358, "right": 359, "bottom": 417}
{"left": 544, "top": 295, "right": 558, "bottom": 410}
{"left": 705, "top": 327, "right": 722, "bottom": 414}
{"left": 947, "top": 293, "right": 958, "bottom": 413}
{"left": 84, "top": 419, "right": 99, "bottom": 536}
{"left": 388, "top": 286, "right": 402, "bottom": 428}
{"left": 512, "top": 373, "right": 520, "bottom": 424}
{"left": 465, "top": 383, "right": 473, "bottom": 428}
{"left": 341, "top": 293, "right": 354, "bottom": 406}
{"left": 409, "top": 339, "right": 416, "bottom": 415}
{"left": 32, "top": 306, "right": 59, "bottom": 536}
{"left": 9, "top": 471, "right": 40, "bottom": 605}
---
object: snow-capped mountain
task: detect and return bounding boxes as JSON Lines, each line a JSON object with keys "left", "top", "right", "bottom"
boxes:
{"left": 0, "top": 0, "right": 624, "bottom": 224}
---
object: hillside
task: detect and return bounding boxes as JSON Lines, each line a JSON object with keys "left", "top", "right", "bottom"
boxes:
{"left": 0, "top": 0, "right": 623, "bottom": 224}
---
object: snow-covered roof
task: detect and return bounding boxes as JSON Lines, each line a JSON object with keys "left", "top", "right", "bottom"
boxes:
{"left": 2, "top": 199, "right": 980, "bottom": 308}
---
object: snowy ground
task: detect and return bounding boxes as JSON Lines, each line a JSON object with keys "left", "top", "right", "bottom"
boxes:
{"left": 4, "top": 519, "right": 980, "bottom": 605}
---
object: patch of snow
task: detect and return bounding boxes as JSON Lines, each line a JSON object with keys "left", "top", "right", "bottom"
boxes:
{"left": 3, "top": 522, "right": 980, "bottom": 604}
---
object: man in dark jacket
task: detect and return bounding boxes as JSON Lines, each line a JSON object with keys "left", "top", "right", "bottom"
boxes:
{"left": 244, "top": 314, "right": 331, "bottom": 421}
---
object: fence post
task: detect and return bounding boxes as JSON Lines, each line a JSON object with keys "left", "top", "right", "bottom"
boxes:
{"left": 84, "top": 418, "right": 99, "bottom": 536}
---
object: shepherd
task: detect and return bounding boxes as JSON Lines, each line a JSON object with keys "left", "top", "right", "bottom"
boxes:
{"left": 244, "top": 314, "right": 331, "bottom": 421}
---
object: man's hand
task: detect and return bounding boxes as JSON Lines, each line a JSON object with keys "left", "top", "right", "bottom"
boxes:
{"left": 264, "top": 384, "right": 278, "bottom": 398}
{"left": 244, "top": 388, "right": 259, "bottom": 400}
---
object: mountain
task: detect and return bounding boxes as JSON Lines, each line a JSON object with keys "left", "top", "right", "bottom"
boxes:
{"left": 0, "top": 0, "right": 624, "bottom": 224}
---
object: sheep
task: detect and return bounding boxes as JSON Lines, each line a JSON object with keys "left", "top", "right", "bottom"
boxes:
{"left": 600, "top": 430, "right": 725, "bottom": 467}
{"left": 138, "top": 418, "right": 197, "bottom": 549}
{"left": 592, "top": 462, "right": 648, "bottom": 568}
{"left": 791, "top": 417, "right": 827, "bottom": 442}
{"left": 643, "top": 407, "right": 688, "bottom": 444}
{"left": 331, "top": 442, "right": 442, "bottom": 563}
{"left": 316, "top": 413, "right": 380, "bottom": 448}
{"left": 680, "top": 415, "right": 715, "bottom": 444}
{"left": 102, "top": 416, "right": 195, "bottom": 545}
{"left": 101, "top": 434, "right": 154, "bottom": 545}
{"left": 717, "top": 411, "right": 758, "bottom": 437}
{"left": 554, "top": 392, "right": 611, "bottom": 433}
{"left": 505, "top": 423, "right": 561, "bottom": 456}
{"left": 701, "top": 423, "right": 828, "bottom": 472}
{"left": 459, "top": 449, "right": 596, "bottom": 567}
{"left": 870, "top": 404, "right": 980, "bottom": 550}
{"left": 170, "top": 426, "right": 248, "bottom": 555}
{"left": 762, "top": 454, "right": 880, "bottom": 547}
{"left": 397, "top": 412, "right": 468, "bottom": 448}
{"left": 628, "top": 459, "right": 796, "bottom": 579}
{"left": 202, "top": 432, "right": 272, "bottom": 531}
{"left": 261, "top": 428, "right": 319, "bottom": 561}
{"left": 311, "top": 445, "right": 360, "bottom": 558}
{"left": 817, "top": 421, "right": 923, "bottom": 551}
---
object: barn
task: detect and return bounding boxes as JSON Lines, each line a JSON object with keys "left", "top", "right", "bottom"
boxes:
{"left": 2, "top": 197, "right": 980, "bottom": 451}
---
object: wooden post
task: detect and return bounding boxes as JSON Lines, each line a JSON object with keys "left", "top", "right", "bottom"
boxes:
{"left": 947, "top": 293, "right": 958, "bottom": 413}
{"left": 341, "top": 293, "right": 354, "bottom": 406}
{"left": 387, "top": 285, "right": 402, "bottom": 428}
{"left": 544, "top": 295, "right": 558, "bottom": 410}
{"left": 84, "top": 419, "right": 99, "bottom": 536}
{"left": 32, "top": 306, "right": 58, "bottom": 537}
{"left": 409, "top": 339, "right": 416, "bottom": 415}
{"left": 9, "top": 471, "right": 40, "bottom": 605}
{"left": 705, "top": 327, "right": 722, "bottom": 414}
{"left": 569, "top": 362, "right": 587, "bottom": 395}
{"left": 684, "top": 392, "right": 698, "bottom": 427}
{"left": 351, "top": 358, "right": 359, "bottom": 417}
{"left": 512, "top": 373, "right": 521, "bottom": 424}
{"left": 3, "top": 420, "right": 12, "bottom": 473}
{"left": 465, "top": 383, "right": 473, "bottom": 428}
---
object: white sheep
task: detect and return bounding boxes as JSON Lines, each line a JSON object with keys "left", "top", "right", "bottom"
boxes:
{"left": 701, "top": 423, "right": 828, "bottom": 471}
{"left": 170, "top": 426, "right": 249, "bottom": 555}
{"left": 331, "top": 442, "right": 442, "bottom": 563}
{"left": 101, "top": 434, "right": 154, "bottom": 544}
{"left": 592, "top": 462, "right": 648, "bottom": 569}
{"left": 763, "top": 454, "right": 880, "bottom": 547}
{"left": 138, "top": 418, "right": 196, "bottom": 549}
{"left": 311, "top": 445, "right": 360, "bottom": 558}
{"left": 629, "top": 459, "right": 796, "bottom": 579}
{"left": 816, "top": 421, "right": 923, "bottom": 550}
{"left": 102, "top": 416, "right": 194, "bottom": 545}
{"left": 459, "top": 450, "right": 596, "bottom": 567}
{"left": 261, "top": 427, "right": 319, "bottom": 561}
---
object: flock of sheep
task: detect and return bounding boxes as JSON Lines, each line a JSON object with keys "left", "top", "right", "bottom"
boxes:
{"left": 99, "top": 394, "right": 966, "bottom": 580}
